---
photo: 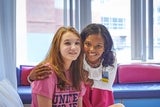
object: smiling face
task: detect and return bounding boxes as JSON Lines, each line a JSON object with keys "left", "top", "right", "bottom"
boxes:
{"left": 60, "top": 31, "right": 81, "bottom": 63}
{"left": 84, "top": 34, "right": 105, "bottom": 64}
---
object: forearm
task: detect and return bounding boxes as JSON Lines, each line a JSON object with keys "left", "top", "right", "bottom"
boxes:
{"left": 37, "top": 94, "right": 52, "bottom": 107}
{"left": 77, "top": 97, "right": 82, "bottom": 107}
{"left": 27, "top": 65, "right": 52, "bottom": 83}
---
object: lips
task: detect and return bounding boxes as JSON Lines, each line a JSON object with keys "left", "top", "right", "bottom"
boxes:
{"left": 87, "top": 52, "right": 97, "bottom": 57}
{"left": 68, "top": 51, "right": 80, "bottom": 57}
{"left": 69, "top": 51, "right": 77, "bottom": 54}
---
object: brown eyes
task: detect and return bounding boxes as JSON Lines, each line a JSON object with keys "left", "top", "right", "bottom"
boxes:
{"left": 84, "top": 42, "right": 91, "bottom": 47}
{"left": 84, "top": 42, "right": 104, "bottom": 50}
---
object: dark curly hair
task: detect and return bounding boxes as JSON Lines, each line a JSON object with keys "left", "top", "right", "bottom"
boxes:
{"left": 80, "top": 23, "right": 115, "bottom": 67}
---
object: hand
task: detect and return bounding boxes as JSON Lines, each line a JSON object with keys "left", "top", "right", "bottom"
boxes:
{"left": 28, "top": 64, "right": 52, "bottom": 81}
{"left": 83, "top": 69, "right": 94, "bottom": 86}
{"left": 85, "top": 78, "right": 94, "bottom": 86}
{"left": 83, "top": 69, "right": 89, "bottom": 82}
{"left": 108, "top": 103, "right": 125, "bottom": 107}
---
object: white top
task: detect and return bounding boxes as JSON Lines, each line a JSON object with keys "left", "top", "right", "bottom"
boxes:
{"left": 0, "top": 79, "right": 23, "bottom": 107}
{"left": 83, "top": 56, "right": 117, "bottom": 91}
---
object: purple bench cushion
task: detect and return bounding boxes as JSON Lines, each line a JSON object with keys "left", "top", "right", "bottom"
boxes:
{"left": 20, "top": 65, "right": 34, "bottom": 86}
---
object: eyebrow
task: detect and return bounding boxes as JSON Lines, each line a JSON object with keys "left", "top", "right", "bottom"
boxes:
{"left": 63, "top": 38, "right": 80, "bottom": 42}
{"left": 97, "top": 42, "right": 104, "bottom": 45}
{"left": 85, "top": 41, "right": 104, "bottom": 45}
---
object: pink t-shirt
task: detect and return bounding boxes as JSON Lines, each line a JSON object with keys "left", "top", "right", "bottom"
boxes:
{"left": 31, "top": 70, "right": 86, "bottom": 107}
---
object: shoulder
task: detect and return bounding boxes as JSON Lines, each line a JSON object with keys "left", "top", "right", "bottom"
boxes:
{"left": 32, "top": 69, "right": 57, "bottom": 86}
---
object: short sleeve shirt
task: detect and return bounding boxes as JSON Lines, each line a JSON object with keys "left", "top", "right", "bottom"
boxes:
{"left": 31, "top": 70, "right": 86, "bottom": 107}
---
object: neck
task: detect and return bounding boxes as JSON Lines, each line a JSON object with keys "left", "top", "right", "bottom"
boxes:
{"left": 64, "top": 61, "right": 72, "bottom": 71}
{"left": 86, "top": 57, "right": 101, "bottom": 68}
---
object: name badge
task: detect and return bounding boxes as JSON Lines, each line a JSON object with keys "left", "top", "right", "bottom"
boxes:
{"left": 101, "top": 67, "right": 109, "bottom": 82}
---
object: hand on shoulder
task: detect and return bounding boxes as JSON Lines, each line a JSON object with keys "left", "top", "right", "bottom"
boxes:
{"left": 28, "top": 63, "right": 52, "bottom": 82}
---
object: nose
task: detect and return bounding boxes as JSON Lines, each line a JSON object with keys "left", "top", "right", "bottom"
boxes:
{"left": 89, "top": 46, "right": 95, "bottom": 51}
{"left": 71, "top": 44, "right": 76, "bottom": 49}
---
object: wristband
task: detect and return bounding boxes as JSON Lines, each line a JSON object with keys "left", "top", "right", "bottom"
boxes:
{"left": 27, "top": 75, "right": 33, "bottom": 84}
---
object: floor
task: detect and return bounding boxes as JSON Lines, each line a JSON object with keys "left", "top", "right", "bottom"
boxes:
{"left": 24, "top": 104, "right": 31, "bottom": 107}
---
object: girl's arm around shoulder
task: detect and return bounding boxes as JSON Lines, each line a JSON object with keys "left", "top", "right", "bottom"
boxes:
{"left": 28, "top": 63, "right": 52, "bottom": 83}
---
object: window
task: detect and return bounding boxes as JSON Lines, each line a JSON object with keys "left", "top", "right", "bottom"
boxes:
{"left": 16, "top": 0, "right": 82, "bottom": 66}
{"left": 153, "top": 0, "right": 160, "bottom": 61}
{"left": 101, "top": 17, "right": 125, "bottom": 29}
{"left": 92, "top": 0, "right": 160, "bottom": 63}
{"left": 91, "top": 0, "right": 130, "bottom": 63}
{"left": 16, "top": 0, "right": 160, "bottom": 65}
{"left": 16, "top": 0, "right": 64, "bottom": 65}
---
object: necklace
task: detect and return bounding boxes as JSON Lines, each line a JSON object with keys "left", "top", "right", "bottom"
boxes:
{"left": 86, "top": 57, "right": 101, "bottom": 68}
